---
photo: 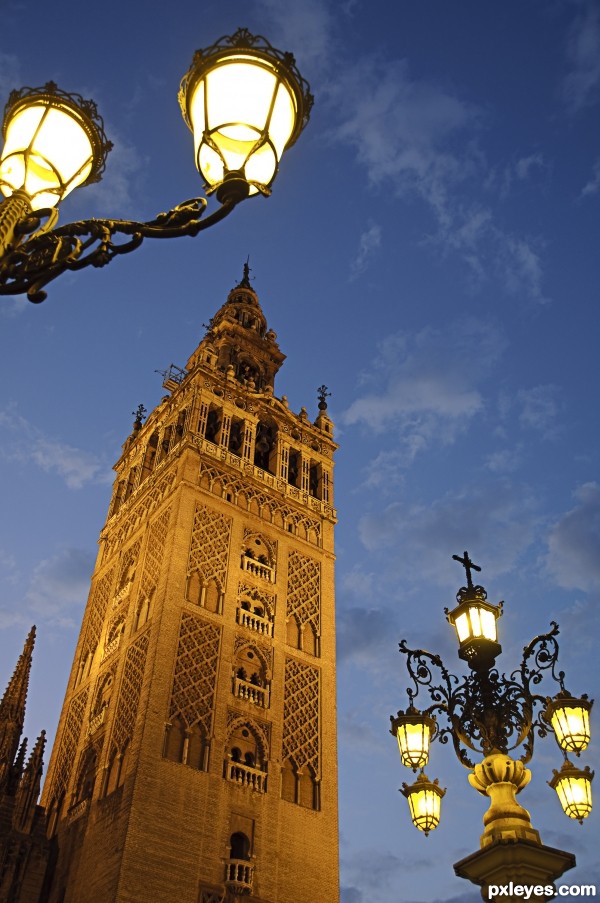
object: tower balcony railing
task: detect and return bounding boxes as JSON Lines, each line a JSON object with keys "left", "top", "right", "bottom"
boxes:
{"left": 226, "top": 758, "right": 267, "bottom": 793}
{"left": 67, "top": 798, "right": 90, "bottom": 824}
{"left": 233, "top": 676, "right": 269, "bottom": 708}
{"left": 112, "top": 580, "right": 133, "bottom": 609}
{"left": 224, "top": 859, "right": 254, "bottom": 895}
{"left": 101, "top": 633, "right": 122, "bottom": 662}
{"left": 194, "top": 435, "right": 337, "bottom": 519}
{"left": 88, "top": 708, "right": 106, "bottom": 735}
{"left": 236, "top": 607, "right": 273, "bottom": 637}
{"left": 241, "top": 554, "right": 274, "bottom": 582}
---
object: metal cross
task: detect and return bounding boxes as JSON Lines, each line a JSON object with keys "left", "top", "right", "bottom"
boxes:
{"left": 452, "top": 550, "right": 481, "bottom": 588}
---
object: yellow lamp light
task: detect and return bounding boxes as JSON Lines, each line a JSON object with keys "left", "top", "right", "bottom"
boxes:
{"left": 0, "top": 82, "right": 111, "bottom": 210}
{"left": 546, "top": 692, "right": 593, "bottom": 756}
{"left": 446, "top": 585, "right": 503, "bottom": 671}
{"left": 549, "top": 760, "right": 594, "bottom": 824}
{"left": 400, "top": 771, "right": 446, "bottom": 836}
{"left": 390, "top": 707, "right": 436, "bottom": 771}
{"left": 179, "top": 29, "right": 312, "bottom": 201}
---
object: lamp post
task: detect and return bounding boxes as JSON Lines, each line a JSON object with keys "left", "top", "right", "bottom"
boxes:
{"left": 0, "top": 28, "right": 312, "bottom": 303}
{"left": 390, "top": 552, "right": 594, "bottom": 902}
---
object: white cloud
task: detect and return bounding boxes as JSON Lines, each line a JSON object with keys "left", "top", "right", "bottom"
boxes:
{"left": 328, "top": 55, "right": 548, "bottom": 302}
{"left": 517, "top": 385, "right": 561, "bottom": 436}
{"left": 71, "top": 124, "right": 147, "bottom": 217}
{"left": 342, "top": 319, "right": 505, "bottom": 464}
{"left": 515, "top": 153, "right": 546, "bottom": 181}
{"left": 358, "top": 480, "right": 540, "bottom": 587}
{"left": 561, "top": 4, "right": 600, "bottom": 112}
{"left": 257, "top": 0, "right": 335, "bottom": 78}
{"left": 350, "top": 221, "right": 382, "bottom": 281}
{"left": 25, "top": 547, "right": 94, "bottom": 625}
{"left": 546, "top": 482, "right": 600, "bottom": 592}
{"left": 0, "top": 408, "right": 112, "bottom": 489}
{"left": 485, "top": 447, "right": 523, "bottom": 474}
{"left": 581, "top": 157, "right": 600, "bottom": 197}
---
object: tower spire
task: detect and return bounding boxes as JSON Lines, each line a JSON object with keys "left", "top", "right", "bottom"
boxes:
{"left": 0, "top": 626, "right": 36, "bottom": 791}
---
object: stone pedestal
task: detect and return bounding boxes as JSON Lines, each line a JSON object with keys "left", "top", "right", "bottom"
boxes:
{"left": 454, "top": 752, "right": 576, "bottom": 901}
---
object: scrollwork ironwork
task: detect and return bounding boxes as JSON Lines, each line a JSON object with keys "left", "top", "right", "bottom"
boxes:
{"left": 398, "top": 621, "right": 569, "bottom": 769}
{"left": 0, "top": 195, "right": 236, "bottom": 303}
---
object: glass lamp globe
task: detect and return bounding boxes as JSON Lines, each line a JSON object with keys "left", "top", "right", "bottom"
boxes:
{"left": 0, "top": 82, "right": 110, "bottom": 210}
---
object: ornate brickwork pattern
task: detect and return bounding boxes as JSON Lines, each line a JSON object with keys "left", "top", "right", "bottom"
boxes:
{"left": 111, "top": 634, "right": 150, "bottom": 753}
{"left": 199, "top": 891, "right": 224, "bottom": 903}
{"left": 49, "top": 689, "right": 88, "bottom": 801}
{"left": 198, "top": 459, "right": 324, "bottom": 543}
{"left": 117, "top": 538, "right": 142, "bottom": 590}
{"left": 168, "top": 613, "right": 221, "bottom": 733}
{"left": 101, "top": 471, "right": 177, "bottom": 562}
{"left": 187, "top": 503, "right": 231, "bottom": 585}
{"left": 140, "top": 505, "right": 172, "bottom": 598}
{"left": 286, "top": 551, "right": 320, "bottom": 633}
{"left": 282, "top": 658, "right": 320, "bottom": 777}
{"left": 83, "top": 568, "right": 115, "bottom": 657}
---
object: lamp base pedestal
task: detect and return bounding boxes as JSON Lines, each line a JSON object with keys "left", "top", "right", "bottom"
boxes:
{"left": 454, "top": 839, "right": 576, "bottom": 903}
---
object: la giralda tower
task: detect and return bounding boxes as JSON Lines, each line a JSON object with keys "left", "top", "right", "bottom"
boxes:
{"left": 40, "top": 267, "right": 339, "bottom": 903}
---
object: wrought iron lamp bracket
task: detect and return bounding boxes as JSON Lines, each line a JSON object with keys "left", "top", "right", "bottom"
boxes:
{"left": 399, "top": 621, "right": 570, "bottom": 769}
{"left": 0, "top": 194, "right": 237, "bottom": 303}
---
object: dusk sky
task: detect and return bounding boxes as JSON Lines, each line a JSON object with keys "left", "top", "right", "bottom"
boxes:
{"left": 1, "top": 1, "right": 599, "bottom": 901}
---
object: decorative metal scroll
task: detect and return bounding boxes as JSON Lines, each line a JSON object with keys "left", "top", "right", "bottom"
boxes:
{"left": 0, "top": 195, "right": 235, "bottom": 303}
{"left": 398, "top": 622, "right": 564, "bottom": 768}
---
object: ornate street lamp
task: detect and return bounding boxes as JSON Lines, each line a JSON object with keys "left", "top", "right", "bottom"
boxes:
{"left": 400, "top": 771, "right": 446, "bottom": 836}
{"left": 391, "top": 705, "right": 436, "bottom": 770}
{"left": 549, "top": 760, "right": 595, "bottom": 824}
{"left": 0, "top": 29, "right": 312, "bottom": 303}
{"left": 390, "top": 552, "right": 594, "bottom": 898}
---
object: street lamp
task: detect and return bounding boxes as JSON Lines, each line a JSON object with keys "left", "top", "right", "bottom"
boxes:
{"left": 390, "top": 551, "right": 594, "bottom": 900}
{"left": 0, "top": 28, "right": 312, "bottom": 303}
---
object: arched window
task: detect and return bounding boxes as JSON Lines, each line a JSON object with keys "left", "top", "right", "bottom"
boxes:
{"left": 254, "top": 420, "right": 277, "bottom": 472}
{"left": 141, "top": 432, "right": 158, "bottom": 482}
{"left": 74, "top": 748, "right": 97, "bottom": 804}
{"left": 230, "top": 832, "right": 251, "bottom": 861}
{"left": 205, "top": 406, "right": 222, "bottom": 444}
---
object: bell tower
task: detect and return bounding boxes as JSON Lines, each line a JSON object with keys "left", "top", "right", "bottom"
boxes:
{"left": 40, "top": 268, "right": 339, "bottom": 903}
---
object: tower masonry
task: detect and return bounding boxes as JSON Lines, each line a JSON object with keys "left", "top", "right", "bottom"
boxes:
{"left": 40, "top": 267, "right": 339, "bottom": 903}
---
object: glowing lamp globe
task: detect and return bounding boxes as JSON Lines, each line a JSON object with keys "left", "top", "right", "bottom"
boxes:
{"left": 546, "top": 692, "right": 593, "bottom": 756}
{"left": 179, "top": 29, "right": 312, "bottom": 202}
{"left": 391, "top": 707, "right": 436, "bottom": 771}
{"left": 400, "top": 771, "right": 446, "bottom": 837}
{"left": 549, "top": 760, "right": 594, "bottom": 824}
{"left": 446, "top": 584, "right": 503, "bottom": 671}
{"left": 0, "top": 82, "right": 111, "bottom": 210}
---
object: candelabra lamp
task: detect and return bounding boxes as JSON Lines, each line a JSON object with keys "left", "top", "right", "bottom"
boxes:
{"left": 390, "top": 552, "right": 594, "bottom": 900}
{"left": 0, "top": 29, "right": 312, "bottom": 303}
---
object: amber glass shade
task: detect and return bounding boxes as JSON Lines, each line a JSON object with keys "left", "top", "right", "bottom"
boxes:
{"left": 180, "top": 30, "right": 312, "bottom": 197}
{"left": 0, "top": 83, "right": 110, "bottom": 210}
{"left": 448, "top": 598, "right": 499, "bottom": 644}
{"left": 547, "top": 693, "right": 593, "bottom": 755}
{"left": 391, "top": 708, "right": 436, "bottom": 771}
{"left": 549, "top": 760, "right": 594, "bottom": 824}
{"left": 400, "top": 771, "right": 445, "bottom": 836}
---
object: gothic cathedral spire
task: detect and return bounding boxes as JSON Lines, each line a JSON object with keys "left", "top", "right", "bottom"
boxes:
{"left": 0, "top": 626, "right": 35, "bottom": 793}
{"left": 40, "top": 271, "right": 339, "bottom": 903}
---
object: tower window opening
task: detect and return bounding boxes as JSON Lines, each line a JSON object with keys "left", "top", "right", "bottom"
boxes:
{"left": 205, "top": 406, "right": 222, "bottom": 444}
{"left": 254, "top": 420, "right": 276, "bottom": 472}
{"left": 288, "top": 450, "right": 300, "bottom": 488}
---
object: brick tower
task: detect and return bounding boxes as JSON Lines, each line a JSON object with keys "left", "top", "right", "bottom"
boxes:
{"left": 40, "top": 266, "right": 339, "bottom": 903}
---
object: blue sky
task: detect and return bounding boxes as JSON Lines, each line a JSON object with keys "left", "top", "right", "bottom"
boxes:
{"left": 1, "top": 1, "right": 599, "bottom": 901}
